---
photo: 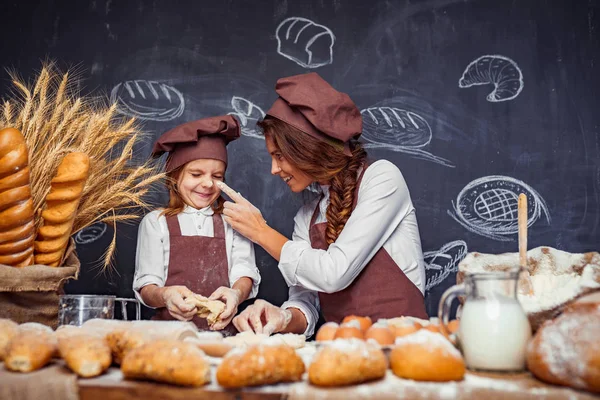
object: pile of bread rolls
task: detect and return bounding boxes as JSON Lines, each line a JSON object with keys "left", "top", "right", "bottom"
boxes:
{"left": 0, "top": 128, "right": 89, "bottom": 268}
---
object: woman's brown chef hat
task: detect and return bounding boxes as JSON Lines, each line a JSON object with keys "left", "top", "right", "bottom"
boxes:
{"left": 152, "top": 115, "right": 240, "bottom": 171}
{"left": 265, "top": 72, "right": 362, "bottom": 156}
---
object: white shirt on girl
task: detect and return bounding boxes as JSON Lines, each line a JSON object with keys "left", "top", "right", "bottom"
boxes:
{"left": 133, "top": 205, "right": 261, "bottom": 307}
{"left": 279, "top": 160, "right": 426, "bottom": 337}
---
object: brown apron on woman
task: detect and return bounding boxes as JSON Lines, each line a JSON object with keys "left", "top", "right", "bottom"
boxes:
{"left": 153, "top": 213, "right": 238, "bottom": 335}
{"left": 309, "top": 165, "right": 428, "bottom": 323}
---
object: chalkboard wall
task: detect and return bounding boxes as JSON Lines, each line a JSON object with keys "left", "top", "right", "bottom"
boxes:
{"left": 2, "top": 0, "right": 599, "bottom": 320}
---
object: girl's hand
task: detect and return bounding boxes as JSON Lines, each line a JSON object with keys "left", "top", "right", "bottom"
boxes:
{"left": 208, "top": 286, "right": 242, "bottom": 330}
{"left": 160, "top": 285, "right": 197, "bottom": 321}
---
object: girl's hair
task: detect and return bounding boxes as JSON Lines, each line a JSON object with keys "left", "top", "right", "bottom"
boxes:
{"left": 160, "top": 164, "right": 225, "bottom": 217}
{"left": 258, "top": 116, "right": 367, "bottom": 245}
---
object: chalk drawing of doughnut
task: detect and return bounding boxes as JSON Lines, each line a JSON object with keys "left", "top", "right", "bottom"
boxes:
{"left": 361, "top": 106, "right": 454, "bottom": 167}
{"left": 110, "top": 80, "right": 185, "bottom": 121}
{"left": 228, "top": 96, "right": 266, "bottom": 139}
{"left": 424, "top": 240, "right": 468, "bottom": 291}
{"left": 74, "top": 222, "right": 108, "bottom": 245}
{"left": 458, "top": 55, "right": 524, "bottom": 102}
{"left": 276, "top": 17, "right": 335, "bottom": 69}
{"left": 447, "top": 176, "right": 550, "bottom": 241}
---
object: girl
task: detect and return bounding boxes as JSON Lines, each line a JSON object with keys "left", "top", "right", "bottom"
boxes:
{"left": 133, "top": 115, "right": 260, "bottom": 334}
{"left": 220, "top": 73, "right": 428, "bottom": 337}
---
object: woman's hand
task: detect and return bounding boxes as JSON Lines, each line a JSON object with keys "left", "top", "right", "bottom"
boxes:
{"left": 208, "top": 286, "right": 242, "bottom": 330}
{"left": 160, "top": 285, "right": 197, "bottom": 321}
{"left": 232, "top": 299, "right": 292, "bottom": 335}
{"left": 217, "top": 181, "right": 268, "bottom": 244}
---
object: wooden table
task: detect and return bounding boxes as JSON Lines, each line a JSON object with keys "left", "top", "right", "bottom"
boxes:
{"left": 77, "top": 367, "right": 599, "bottom": 400}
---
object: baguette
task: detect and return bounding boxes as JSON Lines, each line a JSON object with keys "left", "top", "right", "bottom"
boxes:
{"left": 34, "top": 152, "right": 90, "bottom": 267}
{"left": 0, "top": 318, "right": 19, "bottom": 361}
{"left": 0, "top": 128, "right": 35, "bottom": 267}
{"left": 121, "top": 340, "right": 210, "bottom": 387}
{"left": 4, "top": 329, "right": 57, "bottom": 372}
{"left": 58, "top": 333, "right": 112, "bottom": 378}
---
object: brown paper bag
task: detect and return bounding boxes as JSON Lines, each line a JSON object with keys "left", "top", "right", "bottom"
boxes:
{"left": 0, "top": 239, "right": 80, "bottom": 329}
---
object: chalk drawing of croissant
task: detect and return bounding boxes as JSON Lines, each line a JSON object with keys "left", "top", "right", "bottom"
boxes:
{"left": 228, "top": 96, "right": 266, "bottom": 139}
{"left": 276, "top": 17, "right": 335, "bottom": 69}
{"left": 448, "top": 175, "right": 550, "bottom": 241}
{"left": 424, "top": 240, "right": 468, "bottom": 292}
{"left": 110, "top": 80, "right": 185, "bottom": 121}
{"left": 361, "top": 106, "right": 454, "bottom": 168}
{"left": 458, "top": 55, "right": 524, "bottom": 102}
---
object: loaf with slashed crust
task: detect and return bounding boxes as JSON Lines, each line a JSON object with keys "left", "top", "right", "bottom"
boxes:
{"left": 0, "top": 128, "right": 35, "bottom": 267}
{"left": 34, "top": 152, "right": 90, "bottom": 266}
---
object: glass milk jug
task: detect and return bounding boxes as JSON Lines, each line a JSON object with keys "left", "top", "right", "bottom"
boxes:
{"left": 438, "top": 268, "right": 532, "bottom": 372}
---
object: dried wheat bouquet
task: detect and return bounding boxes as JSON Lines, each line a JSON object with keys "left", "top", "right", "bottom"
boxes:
{"left": 0, "top": 63, "right": 164, "bottom": 268}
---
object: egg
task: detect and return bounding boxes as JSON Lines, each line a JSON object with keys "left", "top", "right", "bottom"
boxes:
{"left": 364, "top": 324, "right": 395, "bottom": 345}
{"left": 341, "top": 315, "right": 373, "bottom": 332}
{"left": 333, "top": 322, "right": 364, "bottom": 340}
{"left": 447, "top": 319, "right": 460, "bottom": 334}
{"left": 315, "top": 322, "right": 339, "bottom": 342}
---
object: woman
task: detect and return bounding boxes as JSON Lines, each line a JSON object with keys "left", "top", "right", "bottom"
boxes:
{"left": 133, "top": 115, "right": 261, "bottom": 334}
{"left": 220, "top": 73, "right": 427, "bottom": 337}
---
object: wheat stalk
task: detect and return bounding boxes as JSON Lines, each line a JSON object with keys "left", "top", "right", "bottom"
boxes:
{"left": 0, "top": 63, "right": 164, "bottom": 270}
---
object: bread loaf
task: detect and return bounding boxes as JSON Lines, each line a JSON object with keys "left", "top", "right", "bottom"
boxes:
{"left": 0, "top": 318, "right": 19, "bottom": 361}
{"left": 58, "top": 333, "right": 112, "bottom": 378}
{"left": 121, "top": 340, "right": 210, "bottom": 387}
{"left": 4, "top": 329, "right": 57, "bottom": 372}
{"left": 34, "top": 152, "right": 90, "bottom": 266}
{"left": 526, "top": 302, "right": 600, "bottom": 393}
{"left": 216, "top": 344, "right": 305, "bottom": 388}
{"left": 308, "top": 339, "right": 387, "bottom": 387}
{"left": 0, "top": 128, "right": 35, "bottom": 267}
{"left": 390, "top": 330, "right": 466, "bottom": 382}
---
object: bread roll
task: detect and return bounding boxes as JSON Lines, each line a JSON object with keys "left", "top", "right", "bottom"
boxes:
{"left": 0, "top": 128, "right": 35, "bottom": 267}
{"left": 185, "top": 294, "right": 225, "bottom": 326}
{"left": 34, "top": 152, "right": 90, "bottom": 267}
{"left": 216, "top": 344, "right": 305, "bottom": 388}
{"left": 0, "top": 318, "right": 19, "bottom": 361}
{"left": 4, "top": 329, "right": 57, "bottom": 372}
{"left": 390, "top": 330, "right": 465, "bottom": 382}
{"left": 121, "top": 340, "right": 210, "bottom": 387}
{"left": 105, "top": 328, "right": 150, "bottom": 365}
{"left": 527, "top": 302, "right": 600, "bottom": 393}
{"left": 308, "top": 339, "right": 387, "bottom": 387}
{"left": 58, "top": 333, "right": 112, "bottom": 377}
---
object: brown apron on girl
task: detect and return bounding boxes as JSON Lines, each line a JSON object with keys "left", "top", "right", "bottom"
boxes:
{"left": 153, "top": 213, "right": 238, "bottom": 335}
{"left": 309, "top": 166, "right": 428, "bottom": 323}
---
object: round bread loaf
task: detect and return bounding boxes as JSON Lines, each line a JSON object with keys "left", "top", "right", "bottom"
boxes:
{"left": 390, "top": 330, "right": 465, "bottom": 382}
{"left": 308, "top": 338, "right": 387, "bottom": 387}
{"left": 526, "top": 302, "right": 600, "bottom": 393}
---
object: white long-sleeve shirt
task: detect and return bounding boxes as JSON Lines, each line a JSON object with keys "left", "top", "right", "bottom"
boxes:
{"left": 280, "top": 160, "right": 426, "bottom": 337}
{"left": 133, "top": 205, "right": 261, "bottom": 307}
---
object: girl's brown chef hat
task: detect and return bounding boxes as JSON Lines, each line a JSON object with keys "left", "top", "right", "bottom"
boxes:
{"left": 152, "top": 115, "right": 240, "bottom": 171}
{"left": 265, "top": 72, "right": 362, "bottom": 156}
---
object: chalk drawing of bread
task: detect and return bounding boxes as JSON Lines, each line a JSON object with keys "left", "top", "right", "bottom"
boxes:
{"left": 458, "top": 55, "right": 524, "bottom": 102}
{"left": 362, "top": 107, "right": 432, "bottom": 148}
{"left": 110, "top": 80, "right": 185, "bottom": 121}
{"left": 360, "top": 106, "right": 454, "bottom": 168}
{"left": 424, "top": 240, "right": 468, "bottom": 291}
{"left": 228, "top": 96, "right": 265, "bottom": 139}
{"left": 74, "top": 222, "right": 107, "bottom": 245}
{"left": 276, "top": 17, "right": 335, "bottom": 69}
{"left": 447, "top": 176, "right": 550, "bottom": 241}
